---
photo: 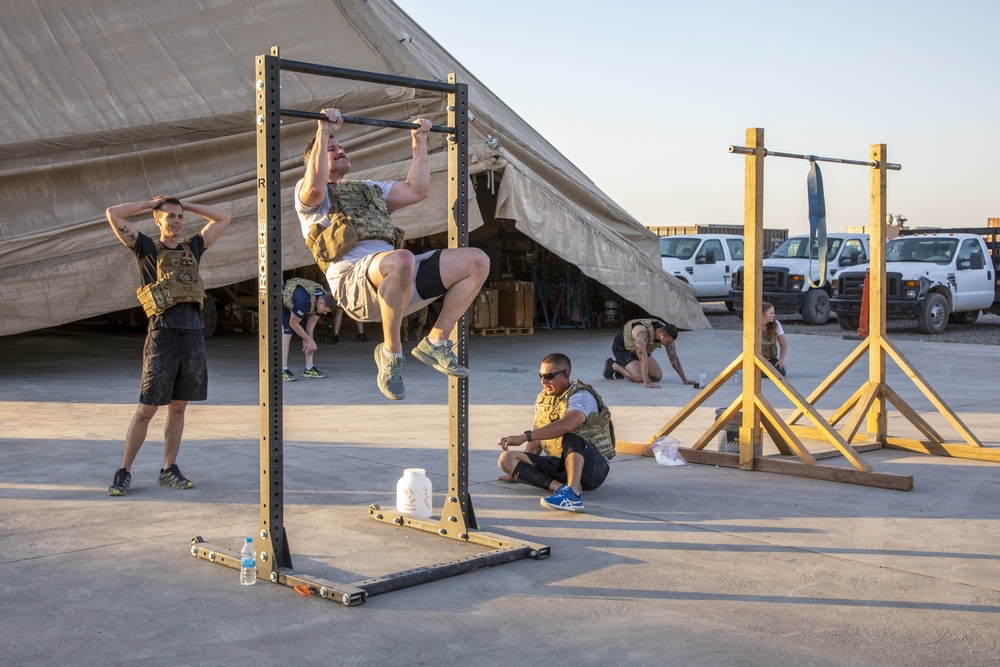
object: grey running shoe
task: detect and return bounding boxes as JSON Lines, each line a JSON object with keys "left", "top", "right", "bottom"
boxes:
{"left": 374, "top": 343, "right": 405, "bottom": 400}
{"left": 411, "top": 338, "right": 469, "bottom": 378}
{"left": 158, "top": 463, "right": 193, "bottom": 489}
{"left": 282, "top": 368, "right": 296, "bottom": 382}
{"left": 302, "top": 366, "right": 326, "bottom": 379}
{"left": 108, "top": 467, "right": 131, "bottom": 496}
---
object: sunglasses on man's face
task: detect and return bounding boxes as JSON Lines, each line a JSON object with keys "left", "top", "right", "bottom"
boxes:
{"left": 539, "top": 369, "right": 568, "bottom": 381}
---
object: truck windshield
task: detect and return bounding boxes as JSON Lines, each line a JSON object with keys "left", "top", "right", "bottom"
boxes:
{"left": 769, "top": 237, "right": 843, "bottom": 260}
{"left": 659, "top": 237, "right": 698, "bottom": 260}
{"left": 886, "top": 238, "right": 957, "bottom": 263}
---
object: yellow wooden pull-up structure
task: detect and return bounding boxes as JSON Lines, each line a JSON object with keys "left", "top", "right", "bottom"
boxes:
{"left": 621, "top": 128, "right": 995, "bottom": 491}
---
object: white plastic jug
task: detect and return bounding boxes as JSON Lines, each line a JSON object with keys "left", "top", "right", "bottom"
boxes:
{"left": 396, "top": 468, "right": 433, "bottom": 518}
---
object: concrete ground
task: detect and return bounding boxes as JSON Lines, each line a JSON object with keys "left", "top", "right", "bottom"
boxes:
{"left": 1, "top": 323, "right": 999, "bottom": 666}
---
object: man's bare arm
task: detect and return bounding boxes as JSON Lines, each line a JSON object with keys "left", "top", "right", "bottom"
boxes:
{"left": 385, "top": 119, "right": 431, "bottom": 211}
{"left": 186, "top": 201, "right": 231, "bottom": 248}
{"left": 665, "top": 341, "right": 692, "bottom": 384}
{"left": 299, "top": 109, "right": 344, "bottom": 207}
{"left": 106, "top": 199, "right": 158, "bottom": 247}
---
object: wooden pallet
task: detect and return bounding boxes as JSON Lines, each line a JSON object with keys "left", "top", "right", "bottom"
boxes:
{"left": 470, "top": 327, "right": 534, "bottom": 336}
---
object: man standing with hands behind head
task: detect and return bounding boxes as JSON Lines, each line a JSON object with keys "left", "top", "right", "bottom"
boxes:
{"left": 105, "top": 195, "right": 231, "bottom": 496}
{"left": 497, "top": 353, "right": 615, "bottom": 513}
{"left": 295, "top": 108, "right": 490, "bottom": 401}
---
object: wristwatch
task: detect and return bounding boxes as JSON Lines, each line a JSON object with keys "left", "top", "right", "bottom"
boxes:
{"left": 524, "top": 430, "right": 533, "bottom": 441}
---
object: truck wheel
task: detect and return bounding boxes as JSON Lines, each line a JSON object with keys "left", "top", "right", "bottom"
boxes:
{"left": 801, "top": 290, "right": 831, "bottom": 325}
{"left": 725, "top": 300, "right": 735, "bottom": 312}
{"left": 917, "top": 292, "right": 949, "bottom": 334}
{"left": 836, "top": 313, "right": 859, "bottom": 331}
{"left": 950, "top": 310, "right": 980, "bottom": 325}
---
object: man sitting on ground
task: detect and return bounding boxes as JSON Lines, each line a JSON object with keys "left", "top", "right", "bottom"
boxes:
{"left": 497, "top": 353, "right": 615, "bottom": 513}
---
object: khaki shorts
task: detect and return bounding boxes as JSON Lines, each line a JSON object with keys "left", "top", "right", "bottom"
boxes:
{"left": 333, "top": 250, "right": 440, "bottom": 323}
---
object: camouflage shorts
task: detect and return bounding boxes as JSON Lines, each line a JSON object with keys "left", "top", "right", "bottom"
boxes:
{"left": 139, "top": 328, "right": 208, "bottom": 405}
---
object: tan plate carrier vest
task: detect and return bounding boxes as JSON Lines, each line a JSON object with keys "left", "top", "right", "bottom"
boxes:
{"left": 534, "top": 380, "right": 616, "bottom": 460}
{"left": 136, "top": 240, "right": 205, "bottom": 317}
{"left": 761, "top": 326, "right": 779, "bottom": 359}
{"left": 281, "top": 277, "right": 327, "bottom": 314}
{"left": 621, "top": 318, "right": 663, "bottom": 355}
{"left": 305, "top": 181, "right": 405, "bottom": 273}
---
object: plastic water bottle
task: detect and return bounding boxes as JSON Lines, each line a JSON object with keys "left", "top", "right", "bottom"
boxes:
{"left": 240, "top": 537, "right": 256, "bottom": 586}
{"left": 734, "top": 369, "right": 742, "bottom": 384}
{"left": 397, "top": 468, "right": 433, "bottom": 518}
{"left": 698, "top": 369, "right": 707, "bottom": 389}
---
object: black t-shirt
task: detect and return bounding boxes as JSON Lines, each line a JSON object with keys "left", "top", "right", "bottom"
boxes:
{"left": 131, "top": 232, "right": 207, "bottom": 331}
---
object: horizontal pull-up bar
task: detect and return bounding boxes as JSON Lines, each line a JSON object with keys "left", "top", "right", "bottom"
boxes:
{"left": 729, "top": 145, "right": 901, "bottom": 171}
{"left": 281, "top": 108, "right": 454, "bottom": 134}
{"left": 280, "top": 57, "right": 455, "bottom": 94}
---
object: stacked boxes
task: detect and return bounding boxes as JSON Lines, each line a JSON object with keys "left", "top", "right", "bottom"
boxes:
{"left": 494, "top": 280, "right": 534, "bottom": 328}
{"left": 467, "top": 288, "right": 499, "bottom": 329}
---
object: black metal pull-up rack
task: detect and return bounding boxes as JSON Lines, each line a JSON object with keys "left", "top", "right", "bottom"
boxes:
{"left": 190, "top": 47, "right": 548, "bottom": 606}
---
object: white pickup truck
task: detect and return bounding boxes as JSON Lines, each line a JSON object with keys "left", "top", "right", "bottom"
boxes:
{"left": 659, "top": 234, "right": 744, "bottom": 310}
{"left": 730, "top": 232, "right": 870, "bottom": 324}
{"left": 831, "top": 228, "right": 1000, "bottom": 334}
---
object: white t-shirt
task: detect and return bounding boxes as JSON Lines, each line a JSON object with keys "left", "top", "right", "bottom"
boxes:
{"left": 294, "top": 178, "right": 395, "bottom": 283}
{"left": 566, "top": 388, "right": 599, "bottom": 417}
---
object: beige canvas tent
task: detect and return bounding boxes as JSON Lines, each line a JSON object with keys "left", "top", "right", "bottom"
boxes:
{"left": 0, "top": 0, "right": 708, "bottom": 337}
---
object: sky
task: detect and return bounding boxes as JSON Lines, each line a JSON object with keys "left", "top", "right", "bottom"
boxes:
{"left": 394, "top": 0, "right": 998, "bottom": 236}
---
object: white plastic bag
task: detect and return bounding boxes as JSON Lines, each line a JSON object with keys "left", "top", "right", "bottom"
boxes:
{"left": 648, "top": 436, "right": 686, "bottom": 466}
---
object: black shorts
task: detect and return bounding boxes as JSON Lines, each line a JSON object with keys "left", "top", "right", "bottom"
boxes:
{"left": 610, "top": 333, "right": 637, "bottom": 367}
{"left": 414, "top": 249, "right": 446, "bottom": 300}
{"left": 524, "top": 432, "right": 611, "bottom": 491}
{"left": 140, "top": 328, "right": 208, "bottom": 405}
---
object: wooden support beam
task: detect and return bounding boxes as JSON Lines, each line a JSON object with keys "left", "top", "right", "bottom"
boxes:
{"left": 788, "top": 339, "right": 868, "bottom": 425}
{"left": 881, "top": 383, "right": 945, "bottom": 444}
{"left": 646, "top": 355, "right": 742, "bottom": 445}
{"left": 616, "top": 441, "right": 653, "bottom": 457}
{"left": 827, "top": 383, "right": 868, "bottom": 427}
{"left": 758, "top": 354, "right": 870, "bottom": 470}
{"left": 677, "top": 449, "right": 913, "bottom": 490}
{"left": 883, "top": 438, "right": 1000, "bottom": 462}
{"left": 755, "top": 393, "right": 814, "bottom": 463}
{"left": 788, "top": 424, "right": 872, "bottom": 446}
{"left": 751, "top": 457, "right": 913, "bottom": 491}
{"left": 840, "top": 382, "right": 881, "bottom": 443}
{"left": 679, "top": 448, "right": 739, "bottom": 468}
{"left": 881, "top": 338, "right": 983, "bottom": 447}
{"left": 788, "top": 443, "right": 884, "bottom": 461}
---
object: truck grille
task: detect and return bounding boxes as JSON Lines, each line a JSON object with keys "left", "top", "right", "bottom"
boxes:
{"left": 837, "top": 272, "right": 903, "bottom": 298}
{"left": 732, "top": 267, "right": 791, "bottom": 291}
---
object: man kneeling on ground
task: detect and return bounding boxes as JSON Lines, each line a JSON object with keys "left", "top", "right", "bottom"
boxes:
{"left": 497, "top": 353, "right": 616, "bottom": 513}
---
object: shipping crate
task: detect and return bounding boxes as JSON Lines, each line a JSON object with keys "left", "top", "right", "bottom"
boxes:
{"left": 467, "top": 288, "right": 499, "bottom": 329}
{"left": 494, "top": 280, "right": 534, "bottom": 328}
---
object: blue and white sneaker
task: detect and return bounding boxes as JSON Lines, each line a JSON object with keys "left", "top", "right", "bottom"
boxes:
{"left": 540, "top": 484, "right": 584, "bottom": 512}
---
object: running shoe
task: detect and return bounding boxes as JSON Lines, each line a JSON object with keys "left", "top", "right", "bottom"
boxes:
{"left": 374, "top": 343, "right": 405, "bottom": 400}
{"left": 158, "top": 463, "right": 193, "bottom": 489}
{"left": 412, "top": 338, "right": 469, "bottom": 378}
{"left": 540, "top": 484, "right": 584, "bottom": 512}
{"left": 108, "top": 467, "right": 131, "bottom": 496}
